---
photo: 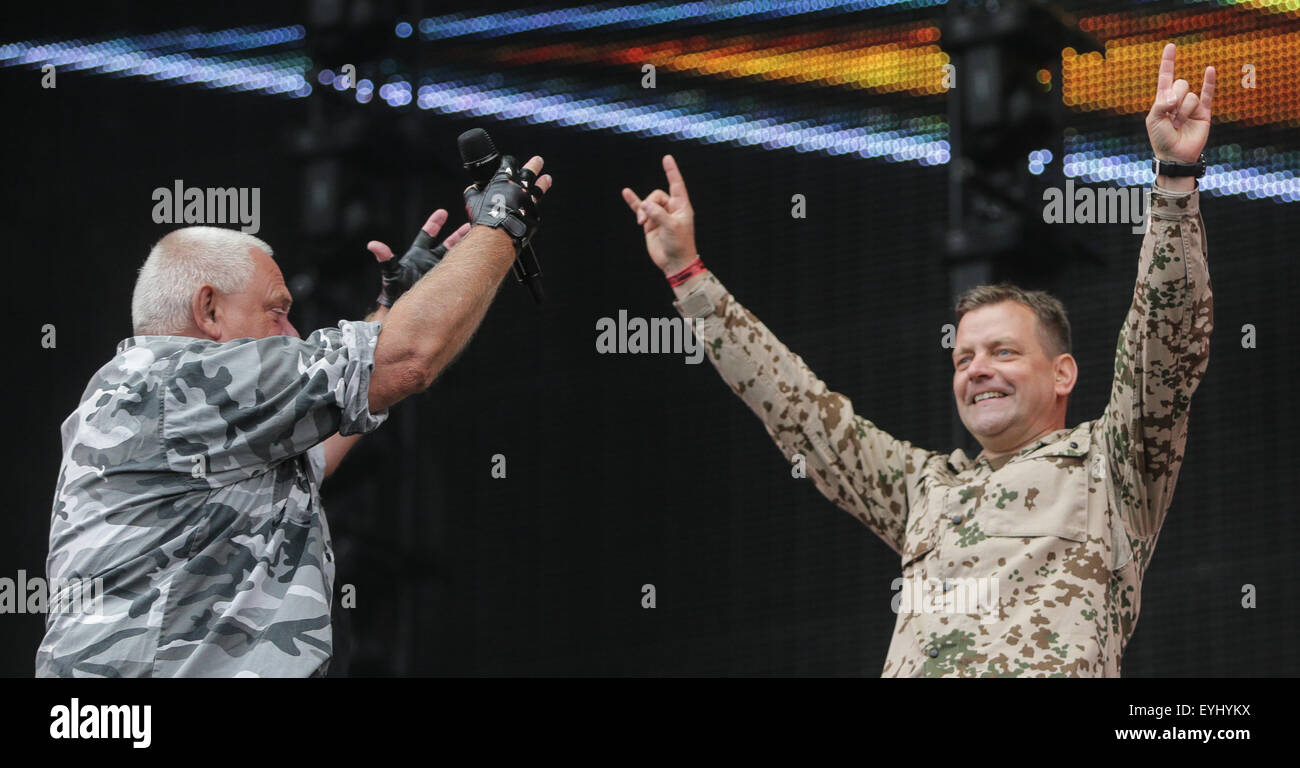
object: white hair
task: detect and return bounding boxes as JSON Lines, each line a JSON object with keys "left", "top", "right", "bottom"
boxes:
{"left": 130, "top": 227, "right": 272, "bottom": 335}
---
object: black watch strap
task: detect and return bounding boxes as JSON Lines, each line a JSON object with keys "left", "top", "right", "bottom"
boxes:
{"left": 1153, "top": 154, "right": 1206, "bottom": 178}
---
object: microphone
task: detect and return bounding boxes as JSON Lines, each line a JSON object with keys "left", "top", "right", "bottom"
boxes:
{"left": 457, "top": 128, "right": 545, "bottom": 304}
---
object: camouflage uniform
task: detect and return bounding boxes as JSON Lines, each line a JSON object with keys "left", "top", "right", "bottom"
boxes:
{"left": 672, "top": 186, "right": 1212, "bottom": 676}
{"left": 37, "top": 320, "right": 388, "bottom": 677}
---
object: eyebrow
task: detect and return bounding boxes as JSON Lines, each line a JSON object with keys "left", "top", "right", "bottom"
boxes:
{"left": 269, "top": 291, "right": 293, "bottom": 307}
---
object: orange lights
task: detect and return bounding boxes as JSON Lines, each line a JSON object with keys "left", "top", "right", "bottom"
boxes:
{"left": 1064, "top": 33, "right": 1300, "bottom": 126}
{"left": 495, "top": 25, "right": 953, "bottom": 96}
{"left": 489, "top": 5, "right": 1300, "bottom": 127}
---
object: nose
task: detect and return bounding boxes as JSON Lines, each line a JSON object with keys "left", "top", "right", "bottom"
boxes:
{"left": 966, "top": 350, "right": 995, "bottom": 380}
{"left": 284, "top": 317, "right": 300, "bottom": 339}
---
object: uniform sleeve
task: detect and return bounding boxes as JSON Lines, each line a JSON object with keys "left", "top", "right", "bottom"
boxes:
{"left": 1099, "top": 186, "right": 1213, "bottom": 542}
{"left": 674, "top": 272, "right": 932, "bottom": 554}
{"left": 162, "top": 320, "right": 389, "bottom": 478}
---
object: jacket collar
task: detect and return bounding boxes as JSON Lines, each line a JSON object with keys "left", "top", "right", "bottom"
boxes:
{"left": 974, "top": 424, "right": 1091, "bottom": 469}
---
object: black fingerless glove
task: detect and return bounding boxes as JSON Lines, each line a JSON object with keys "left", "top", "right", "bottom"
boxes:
{"left": 463, "top": 155, "right": 546, "bottom": 255}
{"left": 376, "top": 229, "right": 451, "bottom": 307}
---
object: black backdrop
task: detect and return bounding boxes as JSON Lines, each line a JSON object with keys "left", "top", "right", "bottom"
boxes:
{"left": 2, "top": 1, "right": 1296, "bottom": 676}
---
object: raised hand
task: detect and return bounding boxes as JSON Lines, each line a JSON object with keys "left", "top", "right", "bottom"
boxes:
{"left": 621, "top": 154, "right": 699, "bottom": 276}
{"left": 1146, "top": 43, "right": 1215, "bottom": 163}
{"left": 463, "top": 155, "right": 551, "bottom": 255}
{"left": 370, "top": 209, "right": 471, "bottom": 307}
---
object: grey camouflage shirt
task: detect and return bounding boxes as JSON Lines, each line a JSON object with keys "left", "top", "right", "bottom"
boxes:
{"left": 37, "top": 320, "right": 388, "bottom": 677}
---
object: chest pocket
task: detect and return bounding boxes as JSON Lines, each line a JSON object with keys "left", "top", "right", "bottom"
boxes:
{"left": 978, "top": 441, "right": 1090, "bottom": 543}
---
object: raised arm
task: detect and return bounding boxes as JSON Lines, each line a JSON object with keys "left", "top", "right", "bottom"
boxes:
{"left": 368, "top": 155, "right": 552, "bottom": 413}
{"left": 322, "top": 210, "right": 473, "bottom": 480}
{"left": 1101, "top": 44, "right": 1214, "bottom": 543}
{"left": 621, "top": 156, "right": 931, "bottom": 554}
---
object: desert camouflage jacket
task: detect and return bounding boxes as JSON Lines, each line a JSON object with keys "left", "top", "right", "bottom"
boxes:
{"left": 673, "top": 185, "right": 1212, "bottom": 676}
{"left": 37, "top": 320, "right": 388, "bottom": 677}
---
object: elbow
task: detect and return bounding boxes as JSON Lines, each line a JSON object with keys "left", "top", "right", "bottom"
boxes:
{"left": 397, "top": 341, "right": 453, "bottom": 394}
{"left": 369, "top": 350, "right": 441, "bottom": 412}
{"left": 371, "top": 321, "right": 452, "bottom": 407}
{"left": 396, "top": 359, "right": 435, "bottom": 396}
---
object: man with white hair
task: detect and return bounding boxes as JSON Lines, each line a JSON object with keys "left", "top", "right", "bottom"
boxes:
{"left": 37, "top": 154, "right": 552, "bottom": 676}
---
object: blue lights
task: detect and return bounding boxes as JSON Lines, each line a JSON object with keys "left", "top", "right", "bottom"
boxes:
{"left": 1062, "top": 132, "right": 1300, "bottom": 203}
{"left": 2, "top": 17, "right": 1296, "bottom": 205}
{"left": 409, "top": 1, "right": 947, "bottom": 41}
{"left": 0, "top": 25, "right": 309, "bottom": 97}
{"left": 1028, "top": 148, "right": 1052, "bottom": 175}
{"left": 406, "top": 67, "right": 950, "bottom": 166}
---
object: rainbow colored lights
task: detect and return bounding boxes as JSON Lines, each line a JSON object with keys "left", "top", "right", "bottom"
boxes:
{"left": 406, "top": 1, "right": 945, "bottom": 41}
{"left": 3, "top": 3, "right": 1299, "bottom": 203}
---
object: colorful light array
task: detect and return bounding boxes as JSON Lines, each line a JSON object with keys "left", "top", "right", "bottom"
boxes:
{"left": 498, "top": 25, "right": 949, "bottom": 96}
{"left": 480, "top": 9, "right": 1300, "bottom": 124}
{"left": 1210, "top": 0, "right": 1300, "bottom": 16}
{"left": 1067, "top": 8, "right": 1300, "bottom": 125}
{"left": 407, "top": 0, "right": 943, "bottom": 41}
{"left": 384, "top": 66, "right": 952, "bottom": 165}
{"left": 1064, "top": 133, "right": 1300, "bottom": 201}
{"left": 0, "top": 26, "right": 309, "bottom": 96}
{"left": 339, "top": 64, "right": 1295, "bottom": 201}
{"left": 2, "top": 3, "right": 1298, "bottom": 203}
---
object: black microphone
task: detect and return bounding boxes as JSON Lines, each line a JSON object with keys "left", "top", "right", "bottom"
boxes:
{"left": 457, "top": 128, "right": 545, "bottom": 304}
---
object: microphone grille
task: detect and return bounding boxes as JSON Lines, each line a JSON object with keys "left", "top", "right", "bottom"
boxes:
{"left": 457, "top": 128, "right": 497, "bottom": 164}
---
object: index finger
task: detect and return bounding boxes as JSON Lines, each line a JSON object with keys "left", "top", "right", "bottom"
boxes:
{"left": 1156, "top": 43, "right": 1176, "bottom": 108}
{"left": 663, "top": 154, "right": 690, "bottom": 204}
{"left": 522, "top": 155, "right": 544, "bottom": 177}
{"left": 420, "top": 208, "right": 449, "bottom": 236}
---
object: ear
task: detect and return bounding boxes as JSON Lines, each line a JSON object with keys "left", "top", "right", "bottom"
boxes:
{"left": 191, "top": 285, "right": 222, "bottom": 341}
{"left": 1052, "top": 353, "right": 1078, "bottom": 397}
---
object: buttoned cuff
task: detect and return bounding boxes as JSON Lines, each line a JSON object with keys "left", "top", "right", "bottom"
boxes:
{"left": 336, "top": 319, "right": 390, "bottom": 436}
{"left": 672, "top": 272, "right": 727, "bottom": 320}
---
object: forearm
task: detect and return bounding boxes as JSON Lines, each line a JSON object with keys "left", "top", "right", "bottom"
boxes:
{"left": 674, "top": 269, "right": 838, "bottom": 460}
{"left": 1103, "top": 183, "right": 1211, "bottom": 536}
{"left": 1154, "top": 175, "right": 1196, "bottom": 193}
{"left": 321, "top": 432, "right": 362, "bottom": 480}
{"left": 364, "top": 305, "right": 391, "bottom": 323}
{"left": 672, "top": 268, "right": 921, "bottom": 549}
{"left": 374, "top": 226, "right": 516, "bottom": 384}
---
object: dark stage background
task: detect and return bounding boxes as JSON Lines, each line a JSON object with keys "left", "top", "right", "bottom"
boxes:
{"left": 2, "top": 0, "right": 1296, "bottom": 676}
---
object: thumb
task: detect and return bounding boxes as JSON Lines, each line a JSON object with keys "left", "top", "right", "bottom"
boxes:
{"left": 367, "top": 241, "right": 396, "bottom": 263}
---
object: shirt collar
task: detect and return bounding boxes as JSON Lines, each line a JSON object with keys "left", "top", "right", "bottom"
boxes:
{"left": 116, "top": 334, "right": 215, "bottom": 356}
{"left": 975, "top": 428, "right": 1074, "bottom": 469}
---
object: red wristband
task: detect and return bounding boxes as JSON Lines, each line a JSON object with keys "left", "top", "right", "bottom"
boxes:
{"left": 666, "top": 256, "right": 706, "bottom": 287}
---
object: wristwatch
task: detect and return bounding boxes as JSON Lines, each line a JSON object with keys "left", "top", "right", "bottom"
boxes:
{"left": 1152, "top": 153, "right": 1206, "bottom": 178}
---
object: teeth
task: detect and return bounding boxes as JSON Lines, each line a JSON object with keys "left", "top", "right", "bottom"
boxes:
{"left": 973, "top": 392, "right": 1007, "bottom": 403}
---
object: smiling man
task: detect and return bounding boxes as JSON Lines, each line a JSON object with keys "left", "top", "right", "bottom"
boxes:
{"left": 951, "top": 286, "right": 1077, "bottom": 465}
{"left": 620, "top": 44, "right": 1214, "bottom": 676}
